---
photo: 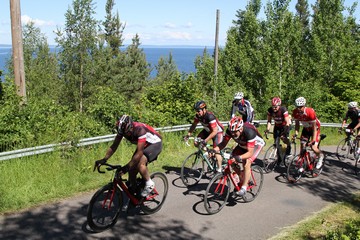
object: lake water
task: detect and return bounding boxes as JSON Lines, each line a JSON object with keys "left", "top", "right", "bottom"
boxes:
{"left": 0, "top": 46, "right": 215, "bottom": 80}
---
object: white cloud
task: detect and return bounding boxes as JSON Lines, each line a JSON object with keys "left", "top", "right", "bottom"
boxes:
{"left": 164, "top": 22, "right": 176, "bottom": 29}
{"left": 160, "top": 31, "right": 192, "bottom": 40}
{"left": 183, "top": 22, "right": 193, "bottom": 28}
{"left": 21, "top": 15, "right": 56, "bottom": 27}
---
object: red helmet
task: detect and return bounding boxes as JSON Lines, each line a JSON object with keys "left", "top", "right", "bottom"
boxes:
{"left": 272, "top": 97, "right": 282, "bottom": 106}
{"left": 228, "top": 116, "right": 244, "bottom": 132}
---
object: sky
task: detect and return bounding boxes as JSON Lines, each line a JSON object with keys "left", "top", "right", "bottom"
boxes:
{"left": 1, "top": 0, "right": 359, "bottom": 47}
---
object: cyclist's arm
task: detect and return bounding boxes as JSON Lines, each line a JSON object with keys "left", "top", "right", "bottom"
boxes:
{"left": 132, "top": 140, "right": 146, "bottom": 163}
{"left": 187, "top": 119, "right": 199, "bottom": 136}
{"left": 294, "top": 120, "right": 300, "bottom": 136}
{"left": 104, "top": 135, "right": 122, "bottom": 160}
{"left": 266, "top": 114, "right": 272, "bottom": 132}
{"left": 311, "top": 121, "right": 318, "bottom": 142}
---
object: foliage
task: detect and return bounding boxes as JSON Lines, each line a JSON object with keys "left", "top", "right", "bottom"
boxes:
{"left": 325, "top": 219, "right": 360, "bottom": 240}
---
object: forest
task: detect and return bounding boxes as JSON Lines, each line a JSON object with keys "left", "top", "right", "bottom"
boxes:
{"left": 0, "top": 0, "right": 359, "bottom": 151}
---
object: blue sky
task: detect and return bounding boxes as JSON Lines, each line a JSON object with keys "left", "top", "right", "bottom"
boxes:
{"left": 1, "top": 0, "right": 359, "bottom": 47}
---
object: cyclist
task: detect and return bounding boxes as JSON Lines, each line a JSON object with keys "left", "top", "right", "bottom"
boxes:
{"left": 185, "top": 100, "right": 224, "bottom": 172}
{"left": 340, "top": 101, "right": 360, "bottom": 138}
{"left": 95, "top": 115, "right": 162, "bottom": 197}
{"left": 230, "top": 91, "right": 255, "bottom": 123}
{"left": 292, "top": 97, "right": 324, "bottom": 169}
{"left": 212, "top": 116, "right": 265, "bottom": 196}
{"left": 265, "top": 97, "right": 292, "bottom": 165}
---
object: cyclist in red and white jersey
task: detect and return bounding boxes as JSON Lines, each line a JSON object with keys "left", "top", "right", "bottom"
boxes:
{"left": 185, "top": 100, "right": 224, "bottom": 172}
{"left": 340, "top": 101, "right": 360, "bottom": 138}
{"left": 265, "top": 97, "right": 292, "bottom": 164}
{"left": 95, "top": 115, "right": 162, "bottom": 197}
{"left": 292, "top": 97, "right": 324, "bottom": 169}
{"left": 212, "top": 116, "right": 265, "bottom": 196}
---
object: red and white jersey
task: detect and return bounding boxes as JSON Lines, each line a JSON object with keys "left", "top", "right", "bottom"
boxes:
{"left": 292, "top": 107, "right": 321, "bottom": 130}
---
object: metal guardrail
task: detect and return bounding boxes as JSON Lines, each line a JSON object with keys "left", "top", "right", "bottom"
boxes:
{"left": 0, "top": 121, "right": 342, "bottom": 161}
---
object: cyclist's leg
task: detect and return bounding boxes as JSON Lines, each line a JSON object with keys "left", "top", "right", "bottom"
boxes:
{"left": 273, "top": 127, "right": 282, "bottom": 164}
{"left": 212, "top": 132, "right": 224, "bottom": 172}
{"left": 239, "top": 144, "right": 263, "bottom": 192}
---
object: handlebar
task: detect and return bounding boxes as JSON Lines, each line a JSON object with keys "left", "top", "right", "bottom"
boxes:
{"left": 94, "top": 162, "right": 122, "bottom": 174}
{"left": 183, "top": 136, "right": 210, "bottom": 150}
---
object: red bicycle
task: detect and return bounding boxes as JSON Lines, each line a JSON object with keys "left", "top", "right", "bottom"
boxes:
{"left": 287, "top": 134, "right": 326, "bottom": 183}
{"left": 204, "top": 156, "right": 264, "bottom": 214}
{"left": 87, "top": 162, "right": 168, "bottom": 232}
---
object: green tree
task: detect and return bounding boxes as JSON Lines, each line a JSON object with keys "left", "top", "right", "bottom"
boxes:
{"left": 55, "top": 0, "right": 100, "bottom": 112}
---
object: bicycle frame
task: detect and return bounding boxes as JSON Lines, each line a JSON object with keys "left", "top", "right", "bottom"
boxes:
{"left": 223, "top": 158, "right": 257, "bottom": 192}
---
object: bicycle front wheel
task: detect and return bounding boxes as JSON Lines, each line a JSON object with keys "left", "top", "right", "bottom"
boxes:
{"left": 262, "top": 145, "right": 278, "bottom": 173}
{"left": 243, "top": 165, "right": 264, "bottom": 202}
{"left": 287, "top": 155, "right": 305, "bottom": 183}
{"left": 336, "top": 138, "right": 352, "bottom": 161}
{"left": 87, "top": 183, "right": 123, "bottom": 232}
{"left": 180, "top": 152, "right": 204, "bottom": 187}
{"left": 204, "top": 173, "right": 230, "bottom": 215}
{"left": 141, "top": 172, "right": 168, "bottom": 214}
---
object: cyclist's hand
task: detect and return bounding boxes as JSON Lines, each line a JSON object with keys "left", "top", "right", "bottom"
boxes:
{"left": 199, "top": 139, "right": 207, "bottom": 149}
{"left": 308, "top": 140, "right": 316, "bottom": 146}
{"left": 94, "top": 158, "right": 107, "bottom": 171}
{"left": 264, "top": 130, "right": 269, "bottom": 138}
{"left": 183, "top": 135, "right": 189, "bottom": 141}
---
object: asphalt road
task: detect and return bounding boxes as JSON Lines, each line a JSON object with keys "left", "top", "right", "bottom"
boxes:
{"left": 1, "top": 146, "right": 359, "bottom": 240}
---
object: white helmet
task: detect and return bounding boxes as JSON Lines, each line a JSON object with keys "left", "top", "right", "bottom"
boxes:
{"left": 234, "top": 92, "right": 244, "bottom": 100}
{"left": 348, "top": 101, "right": 358, "bottom": 108}
{"left": 295, "top": 97, "right": 306, "bottom": 107}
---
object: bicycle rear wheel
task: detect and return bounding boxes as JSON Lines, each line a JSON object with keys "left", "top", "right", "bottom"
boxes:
{"left": 336, "top": 138, "right": 352, "bottom": 161}
{"left": 87, "top": 183, "right": 123, "bottom": 232}
{"left": 180, "top": 152, "right": 204, "bottom": 187}
{"left": 262, "top": 145, "right": 278, "bottom": 173}
{"left": 243, "top": 165, "right": 264, "bottom": 202}
{"left": 141, "top": 172, "right": 168, "bottom": 214}
{"left": 287, "top": 155, "right": 305, "bottom": 183}
{"left": 204, "top": 173, "right": 230, "bottom": 214}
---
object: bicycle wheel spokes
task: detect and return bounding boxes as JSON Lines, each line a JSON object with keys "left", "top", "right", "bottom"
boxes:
{"left": 243, "top": 165, "right": 264, "bottom": 202}
{"left": 287, "top": 156, "right": 304, "bottom": 183}
{"left": 181, "top": 152, "right": 204, "bottom": 187}
{"left": 262, "top": 145, "right": 278, "bottom": 173}
{"left": 204, "top": 173, "right": 230, "bottom": 214}
{"left": 141, "top": 172, "right": 168, "bottom": 214}
{"left": 87, "top": 183, "right": 123, "bottom": 232}
{"left": 336, "top": 138, "right": 352, "bottom": 161}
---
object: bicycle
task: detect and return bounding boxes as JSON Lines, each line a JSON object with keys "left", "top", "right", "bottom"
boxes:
{"left": 286, "top": 134, "right": 326, "bottom": 183}
{"left": 87, "top": 162, "right": 168, "bottom": 232}
{"left": 262, "top": 131, "right": 297, "bottom": 173}
{"left": 336, "top": 128, "right": 360, "bottom": 161}
{"left": 180, "top": 137, "right": 232, "bottom": 187}
{"left": 204, "top": 156, "right": 264, "bottom": 214}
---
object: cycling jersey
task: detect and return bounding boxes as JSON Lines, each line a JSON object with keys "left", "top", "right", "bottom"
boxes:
{"left": 292, "top": 107, "right": 321, "bottom": 131}
{"left": 193, "top": 111, "right": 224, "bottom": 133}
{"left": 343, "top": 109, "right": 360, "bottom": 129}
{"left": 118, "top": 122, "right": 162, "bottom": 148}
{"left": 267, "top": 106, "right": 289, "bottom": 127}
{"left": 230, "top": 99, "right": 254, "bottom": 123}
{"left": 221, "top": 122, "right": 265, "bottom": 150}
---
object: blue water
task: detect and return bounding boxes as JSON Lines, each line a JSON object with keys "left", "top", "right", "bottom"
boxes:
{"left": 0, "top": 45, "right": 214, "bottom": 80}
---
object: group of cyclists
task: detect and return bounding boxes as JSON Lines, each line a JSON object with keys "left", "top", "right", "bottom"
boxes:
{"left": 94, "top": 91, "right": 360, "bottom": 197}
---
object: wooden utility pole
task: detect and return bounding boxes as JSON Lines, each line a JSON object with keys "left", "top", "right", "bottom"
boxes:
{"left": 213, "top": 9, "right": 220, "bottom": 103}
{"left": 10, "top": 0, "right": 26, "bottom": 102}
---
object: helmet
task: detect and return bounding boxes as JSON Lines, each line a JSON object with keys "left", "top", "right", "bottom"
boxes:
{"left": 194, "top": 100, "right": 206, "bottom": 111}
{"left": 234, "top": 92, "right": 244, "bottom": 100}
{"left": 295, "top": 97, "right": 306, "bottom": 107}
{"left": 117, "top": 115, "right": 133, "bottom": 134}
{"left": 272, "top": 97, "right": 282, "bottom": 106}
{"left": 348, "top": 101, "right": 358, "bottom": 108}
{"left": 228, "top": 116, "right": 244, "bottom": 132}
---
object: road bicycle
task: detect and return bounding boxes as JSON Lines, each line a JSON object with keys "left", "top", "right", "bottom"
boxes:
{"left": 180, "top": 137, "right": 232, "bottom": 187}
{"left": 87, "top": 162, "right": 168, "bottom": 232}
{"left": 204, "top": 156, "right": 264, "bottom": 214}
{"left": 336, "top": 128, "right": 360, "bottom": 161}
{"left": 287, "top": 134, "right": 326, "bottom": 183}
{"left": 262, "top": 131, "right": 297, "bottom": 173}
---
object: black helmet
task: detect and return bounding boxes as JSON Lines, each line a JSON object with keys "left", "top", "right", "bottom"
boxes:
{"left": 194, "top": 100, "right": 206, "bottom": 111}
{"left": 117, "top": 115, "right": 133, "bottom": 134}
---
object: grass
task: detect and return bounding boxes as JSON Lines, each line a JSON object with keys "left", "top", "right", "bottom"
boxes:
{"left": 269, "top": 193, "right": 360, "bottom": 240}
{"left": 0, "top": 128, "right": 358, "bottom": 239}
